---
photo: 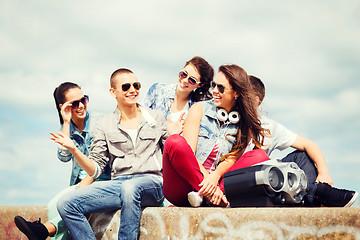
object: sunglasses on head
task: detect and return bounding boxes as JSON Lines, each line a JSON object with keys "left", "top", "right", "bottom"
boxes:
{"left": 71, "top": 95, "right": 89, "bottom": 109}
{"left": 179, "top": 70, "right": 201, "bottom": 85}
{"left": 211, "top": 82, "right": 231, "bottom": 94}
{"left": 122, "top": 82, "right": 141, "bottom": 92}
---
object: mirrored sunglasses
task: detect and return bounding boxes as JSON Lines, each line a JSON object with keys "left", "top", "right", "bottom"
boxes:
{"left": 122, "top": 82, "right": 141, "bottom": 92}
{"left": 179, "top": 70, "right": 201, "bottom": 85}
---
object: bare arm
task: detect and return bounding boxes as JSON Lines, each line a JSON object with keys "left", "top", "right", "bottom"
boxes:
{"left": 77, "top": 175, "right": 95, "bottom": 187}
{"left": 199, "top": 156, "right": 236, "bottom": 205}
{"left": 184, "top": 103, "right": 234, "bottom": 205}
{"left": 291, "top": 136, "right": 333, "bottom": 185}
{"left": 182, "top": 103, "right": 209, "bottom": 177}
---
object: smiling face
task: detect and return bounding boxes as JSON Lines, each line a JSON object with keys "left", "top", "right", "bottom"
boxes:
{"left": 177, "top": 63, "right": 201, "bottom": 95}
{"left": 212, "top": 71, "right": 239, "bottom": 112}
{"left": 64, "top": 87, "right": 87, "bottom": 122}
{"left": 110, "top": 72, "right": 140, "bottom": 108}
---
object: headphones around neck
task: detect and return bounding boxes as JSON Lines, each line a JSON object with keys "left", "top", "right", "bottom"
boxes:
{"left": 217, "top": 108, "right": 240, "bottom": 124}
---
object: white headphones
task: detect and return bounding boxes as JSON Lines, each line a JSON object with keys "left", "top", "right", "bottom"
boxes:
{"left": 217, "top": 108, "right": 240, "bottom": 124}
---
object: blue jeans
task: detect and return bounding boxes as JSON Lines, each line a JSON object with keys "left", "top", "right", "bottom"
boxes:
{"left": 57, "top": 174, "right": 164, "bottom": 240}
{"left": 281, "top": 150, "right": 319, "bottom": 206}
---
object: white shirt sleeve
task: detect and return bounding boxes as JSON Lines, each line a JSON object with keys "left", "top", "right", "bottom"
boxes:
{"left": 90, "top": 161, "right": 102, "bottom": 179}
{"left": 260, "top": 116, "right": 297, "bottom": 155}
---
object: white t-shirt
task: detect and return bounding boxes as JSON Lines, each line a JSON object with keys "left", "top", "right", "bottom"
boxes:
{"left": 125, "top": 128, "right": 138, "bottom": 147}
{"left": 244, "top": 115, "right": 297, "bottom": 155}
{"left": 168, "top": 105, "right": 188, "bottom": 123}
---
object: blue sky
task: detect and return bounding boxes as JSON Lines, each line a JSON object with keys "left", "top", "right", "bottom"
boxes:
{"left": 1, "top": 0, "right": 359, "bottom": 206}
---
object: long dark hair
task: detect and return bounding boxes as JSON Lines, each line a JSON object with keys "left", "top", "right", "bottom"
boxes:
{"left": 53, "top": 82, "right": 81, "bottom": 125}
{"left": 185, "top": 56, "right": 214, "bottom": 102}
{"left": 219, "top": 65, "right": 269, "bottom": 161}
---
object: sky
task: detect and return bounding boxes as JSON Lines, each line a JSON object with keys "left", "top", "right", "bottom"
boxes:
{"left": 1, "top": 0, "right": 359, "bottom": 206}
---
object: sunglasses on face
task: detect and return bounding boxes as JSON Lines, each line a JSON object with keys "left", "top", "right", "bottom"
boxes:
{"left": 179, "top": 70, "right": 201, "bottom": 85}
{"left": 122, "top": 82, "right": 141, "bottom": 92}
{"left": 71, "top": 95, "right": 89, "bottom": 109}
{"left": 211, "top": 82, "right": 232, "bottom": 94}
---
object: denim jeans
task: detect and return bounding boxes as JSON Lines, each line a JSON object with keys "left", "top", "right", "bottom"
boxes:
{"left": 57, "top": 174, "right": 164, "bottom": 240}
{"left": 281, "top": 150, "right": 319, "bottom": 206}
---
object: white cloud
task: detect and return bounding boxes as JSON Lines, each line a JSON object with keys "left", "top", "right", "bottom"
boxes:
{"left": 1, "top": 0, "right": 360, "bottom": 205}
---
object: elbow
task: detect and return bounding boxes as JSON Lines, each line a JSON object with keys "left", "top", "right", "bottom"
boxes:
{"left": 305, "top": 138, "right": 318, "bottom": 148}
{"left": 302, "top": 138, "right": 320, "bottom": 153}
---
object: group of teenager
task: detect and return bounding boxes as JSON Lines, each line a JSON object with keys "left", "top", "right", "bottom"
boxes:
{"left": 14, "top": 57, "right": 358, "bottom": 240}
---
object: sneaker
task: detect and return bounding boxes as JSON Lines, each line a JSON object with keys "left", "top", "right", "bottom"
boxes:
{"left": 188, "top": 191, "right": 203, "bottom": 207}
{"left": 314, "top": 182, "right": 359, "bottom": 207}
{"left": 14, "top": 216, "right": 49, "bottom": 240}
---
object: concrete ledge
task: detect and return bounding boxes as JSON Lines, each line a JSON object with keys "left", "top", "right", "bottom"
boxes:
{"left": 2, "top": 206, "right": 360, "bottom": 239}
{"left": 1, "top": 206, "right": 48, "bottom": 240}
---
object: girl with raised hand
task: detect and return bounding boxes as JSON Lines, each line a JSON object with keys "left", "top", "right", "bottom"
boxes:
{"left": 14, "top": 82, "right": 110, "bottom": 240}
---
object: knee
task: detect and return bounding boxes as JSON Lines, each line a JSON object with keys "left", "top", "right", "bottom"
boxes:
{"left": 56, "top": 193, "right": 74, "bottom": 217}
{"left": 252, "top": 149, "right": 270, "bottom": 161}
{"left": 164, "top": 134, "right": 184, "bottom": 148}
{"left": 164, "top": 134, "right": 187, "bottom": 154}
{"left": 291, "top": 150, "right": 311, "bottom": 162}
{"left": 242, "top": 149, "right": 269, "bottom": 162}
{"left": 121, "top": 183, "right": 140, "bottom": 206}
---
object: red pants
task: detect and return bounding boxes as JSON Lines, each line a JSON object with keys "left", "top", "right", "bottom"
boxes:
{"left": 162, "top": 134, "right": 269, "bottom": 206}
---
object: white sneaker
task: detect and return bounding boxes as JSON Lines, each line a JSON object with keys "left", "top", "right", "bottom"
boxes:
{"left": 188, "top": 191, "right": 203, "bottom": 207}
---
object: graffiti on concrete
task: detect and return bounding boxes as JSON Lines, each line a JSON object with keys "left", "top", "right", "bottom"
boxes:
{"left": 199, "top": 213, "right": 360, "bottom": 239}
{"left": 89, "top": 211, "right": 120, "bottom": 240}
{"left": 89, "top": 209, "right": 360, "bottom": 240}
{"left": 4, "top": 210, "right": 359, "bottom": 240}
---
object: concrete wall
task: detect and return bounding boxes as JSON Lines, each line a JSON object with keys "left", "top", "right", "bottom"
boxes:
{"left": 2, "top": 206, "right": 360, "bottom": 239}
{"left": 1, "top": 206, "right": 47, "bottom": 240}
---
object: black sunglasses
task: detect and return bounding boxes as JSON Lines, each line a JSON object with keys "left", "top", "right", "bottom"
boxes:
{"left": 179, "top": 70, "right": 200, "bottom": 85}
{"left": 211, "top": 82, "right": 231, "bottom": 94}
{"left": 122, "top": 82, "right": 141, "bottom": 92}
{"left": 71, "top": 95, "right": 89, "bottom": 109}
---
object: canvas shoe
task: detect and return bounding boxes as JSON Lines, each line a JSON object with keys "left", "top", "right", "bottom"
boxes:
{"left": 188, "top": 191, "right": 203, "bottom": 207}
{"left": 14, "top": 215, "right": 49, "bottom": 240}
{"left": 314, "top": 182, "right": 358, "bottom": 207}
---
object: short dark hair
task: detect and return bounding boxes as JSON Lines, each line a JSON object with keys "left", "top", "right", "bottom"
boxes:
{"left": 249, "top": 75, "right": 265, "bottom": 103}
{"left": 110, "top": 68, "right": 134, "bottom": 88}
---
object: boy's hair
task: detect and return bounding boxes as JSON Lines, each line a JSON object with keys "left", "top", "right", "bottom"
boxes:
{"left": 110, "top": 68, "right": 134, "bottom": 88}
{"left": 249, "top": 75, "right": 265, "bottom": 103}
